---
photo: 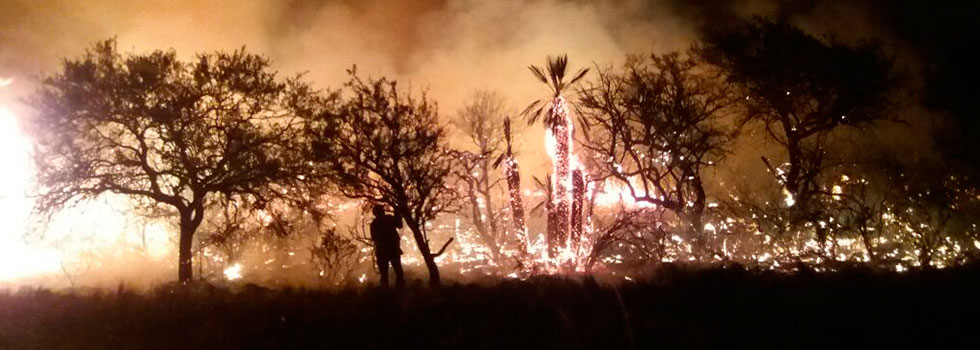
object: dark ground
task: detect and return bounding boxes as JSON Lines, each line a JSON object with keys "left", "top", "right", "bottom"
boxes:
{"left": 1, "top": 264, "right": 978, "bottom": 349}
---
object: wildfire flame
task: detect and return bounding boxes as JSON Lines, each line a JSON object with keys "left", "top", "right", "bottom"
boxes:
{"left": 223, "top": 263, "right": 243, "bottom": 281}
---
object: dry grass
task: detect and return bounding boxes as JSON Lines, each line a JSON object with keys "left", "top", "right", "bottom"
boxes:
{"left": 1, "top": 264, "right": 977, "bottom": 349}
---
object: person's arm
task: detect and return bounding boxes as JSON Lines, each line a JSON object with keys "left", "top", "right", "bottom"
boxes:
{"left": 392, "top": 214, "right": 403, "bottom": 229}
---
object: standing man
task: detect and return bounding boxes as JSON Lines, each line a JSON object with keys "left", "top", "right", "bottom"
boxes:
{"left": 370, "top": 204, "right": 405, "bottom": 287}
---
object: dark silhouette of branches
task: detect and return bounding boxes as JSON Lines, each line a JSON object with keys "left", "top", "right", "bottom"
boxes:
{"left": 697, "top": 18, "right": 900, "bottom": 237}
{"left": 308, "top": 68, "right": 459, "bottom": 286}
{"left": 578, "top": 52, "right": 735, "bottom": 260}
{"left": 27, "top": 39, "right": 314, "bottom": 282}
{"left": 450, "top": 91, "right": 510, "bottom": 265}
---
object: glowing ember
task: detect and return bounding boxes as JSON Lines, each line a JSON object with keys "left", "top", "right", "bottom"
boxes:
{"left": 783, "top": 189, "right": 796, "bottom": 207}
{"left": 223, "top": 264, "right": 243, "bottom": 280}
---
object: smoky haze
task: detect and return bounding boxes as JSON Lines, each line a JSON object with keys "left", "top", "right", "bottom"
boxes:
{"left": 0, "top": 0, "right": 956, "bottom": 288}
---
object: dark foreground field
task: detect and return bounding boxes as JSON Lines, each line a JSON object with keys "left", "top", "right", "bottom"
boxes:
{"left": 2, "top": 265, "right": 978, "bottom": 349}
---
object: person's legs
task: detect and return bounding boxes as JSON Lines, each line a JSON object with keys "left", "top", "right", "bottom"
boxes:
{"left": 391, "top": 254, "right": 405, "bottom": 287}
{"left": 376, "top": 254, "right": 389, "bottom": 287}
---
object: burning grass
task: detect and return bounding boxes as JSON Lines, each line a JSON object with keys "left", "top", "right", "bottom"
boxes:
{"left": 2, "top": 264, "right": 977, "bottom": 348}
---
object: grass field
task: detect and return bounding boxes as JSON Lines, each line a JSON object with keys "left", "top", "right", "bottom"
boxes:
{"left": 2, "top": 264, "right": 977, "bottom": 349}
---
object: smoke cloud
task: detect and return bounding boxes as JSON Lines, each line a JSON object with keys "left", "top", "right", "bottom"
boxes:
{"left": 1, "top": 0, "right": 960, "bottom": 287}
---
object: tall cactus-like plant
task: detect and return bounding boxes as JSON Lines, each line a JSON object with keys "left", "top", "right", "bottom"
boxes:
{"left": 522, "top": 55, "right": 589, "bottom": 259}
{"left": 496, "top": 117, "right": 529, "bottom": 256}
{"left": 570, "top": 169, "right": 586, "bottom": 248}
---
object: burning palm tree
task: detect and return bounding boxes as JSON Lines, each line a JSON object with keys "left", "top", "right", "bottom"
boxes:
{"left": 522, "top": 55, "right": 589, "bottom": 260}
{"left": 495, "top": 117, "right": 530, "bottom": 258}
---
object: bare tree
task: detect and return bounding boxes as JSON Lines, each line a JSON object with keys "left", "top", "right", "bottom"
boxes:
{"left": 451, "top": 91, "right": 509, "bottom": 265}
{"left": 27, "top": 40, "right": 312, "bottom": 282}
{"left": 308, "top": 69, "right": 458, "bottom": 286}
{"left": 578, "top": 52, "right": 734, "bottom": 261}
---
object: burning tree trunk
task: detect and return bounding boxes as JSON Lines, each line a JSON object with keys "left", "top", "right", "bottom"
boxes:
{"left": 547, "top": 96, "right": 573, "bottom": 258}
{"left": 524, "top": 55, "right": 589, "bottom": 261}
{"left": 544, "top": 178, "right": 559, "bottom": 256}
{"left": 502, "top": 118, "right": 529, "bottom": 253}
{"left": 571, "top": 169, "right": 586, "bottom": 249}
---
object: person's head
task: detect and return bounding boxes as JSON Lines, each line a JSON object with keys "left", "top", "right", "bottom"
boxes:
{"left": 372, "top": 204, "right": 385, "bottom": 217}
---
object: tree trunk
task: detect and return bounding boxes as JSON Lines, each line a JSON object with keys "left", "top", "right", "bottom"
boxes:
{"left": 570, "top": 169, "right": 585, "bottom": 251}
{"left": 177, "top": 202, "right": 205, "bottom": 283}
{"left": 503, "top": 118, "right": 529, "bottom": 254}
{"left": 782, "top": 124, "right": 802, "bottom": 201}
{"left": 401, "top": 211, "right": 441, "bottom": 286}
{"left": 690, "top": 176, "right": 707, "bottom": 262}
{"left": 786, "top": 143, "right": 802, "bottom": 198}
{"left": 177, "top": 213, "right": 197, "bottom": 283}
{"left": 548, "top": 97, "right": 573, "bottom": 256}
{"left": 466, "top": 178, "right": 502, "bottom": 264}
{"left": 479, "top": 159, "right": 503, "bottom": 263}
{"left": 545, "top": 180, "right": 559, "bottom": 259}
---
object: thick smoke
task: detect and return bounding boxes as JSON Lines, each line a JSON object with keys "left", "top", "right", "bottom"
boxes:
{"left": 0, "top": 0, "right": 954, "bottom": 288}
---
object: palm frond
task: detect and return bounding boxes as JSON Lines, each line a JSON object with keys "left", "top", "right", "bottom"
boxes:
{"left": 492, "top": 153, "right": 506, "bottom": 169}
{"left": 521, "top": 99, "right": 547, "bottom": 125}
{"left": 549, "top": 55, "right": 568, "bottom": 82}
{"left": 529, "top": 200, "right": 546, "bottom": 216}
{"left": 528, "top": 65, "right": 549, "bottom": 85}
{"left": 526, "top": 54, "right": 590, "bottom": 124}
{"left": 546, "top": 55, "right": 566, "bottom": 92}
{"left": 568, "top": 68, "right": 590, "bottom": 87}
{"left": 532, "top": 175, "right": 548, "bottom": 189}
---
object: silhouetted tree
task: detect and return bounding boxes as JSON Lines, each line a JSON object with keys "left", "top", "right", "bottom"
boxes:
{"left": 523, "top": 55, "right": 589, "bottom": 257}
{"left": 309, "top": 70, "right": 458, "bottom": 286}
{"left": 698, "top": 19, "right": 899, "bottom": 242}
{"left": 27, "top": 40, "right": 312, "bottom": 282}
{"left": 578, "top": 52, "right": 734, "bottom": 261}
{"left": 451, "top": 91, "right": 509, "bottom": 265}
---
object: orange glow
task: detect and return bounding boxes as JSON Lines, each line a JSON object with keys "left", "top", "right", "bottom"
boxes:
{"left": 1, "top": 103, "right": 173, "bottom": 285}
{"left": 0, "top": 105, "right": 61, "bottom": 282}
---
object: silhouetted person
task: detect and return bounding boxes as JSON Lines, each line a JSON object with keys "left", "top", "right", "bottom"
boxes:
{"left": 370, "top": 205, "right": 405, "bottom": 287}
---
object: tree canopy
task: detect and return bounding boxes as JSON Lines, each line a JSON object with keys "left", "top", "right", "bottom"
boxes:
{"left": 28, "top": 40, "right": 314, "bottom": 282}
{"left": 308, "top": 69, "right": 458, "bottom": 285}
